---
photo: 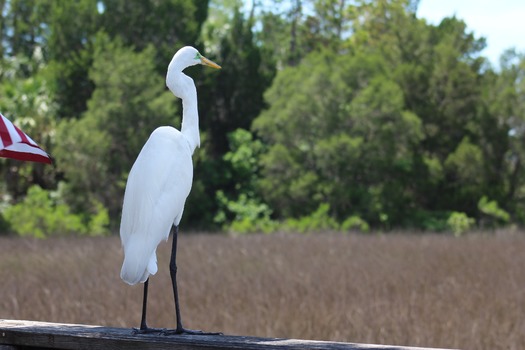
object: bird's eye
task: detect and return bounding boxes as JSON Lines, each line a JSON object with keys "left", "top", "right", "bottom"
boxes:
{"left": 194, "top": 53, "right": 201, "bottom": 61}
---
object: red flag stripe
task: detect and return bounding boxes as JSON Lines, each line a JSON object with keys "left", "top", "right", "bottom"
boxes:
{"left": 0, "top": 115, "right": 13, "bottom": 148}
{"left": 0, "top": 149, "right": 52, "bottom": 164}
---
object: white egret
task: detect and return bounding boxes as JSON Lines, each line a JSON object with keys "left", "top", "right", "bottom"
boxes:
{"left": 119, "top": 46, "right": 221, "bottom": 335}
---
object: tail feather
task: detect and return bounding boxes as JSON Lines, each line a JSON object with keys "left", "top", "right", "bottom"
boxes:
{"left": 120, "top": 238, "right": 158, "bottom": 285}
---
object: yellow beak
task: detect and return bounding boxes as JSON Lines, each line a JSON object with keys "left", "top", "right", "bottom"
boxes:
{"left": 200, "top": 56, "right": 222, "bottom": 69}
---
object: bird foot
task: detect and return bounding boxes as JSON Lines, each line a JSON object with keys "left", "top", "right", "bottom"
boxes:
{"left": 132, "top": 326, "right": 166, "bottom": 335}
{"left": 162, "top": 327, "right": 223, "bottom": 336}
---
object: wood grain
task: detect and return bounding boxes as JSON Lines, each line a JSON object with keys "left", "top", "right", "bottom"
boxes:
{"left": 0, "top": 319, "right": 457, "bottom": 350}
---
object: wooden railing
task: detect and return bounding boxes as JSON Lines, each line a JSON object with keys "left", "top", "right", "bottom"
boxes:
{"left": 0, "top": 319, "right": 457, "bottom": 350}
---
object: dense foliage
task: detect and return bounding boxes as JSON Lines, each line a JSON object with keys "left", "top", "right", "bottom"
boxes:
{"left": 1, "top": 0, "right": 524, "bottom": 236}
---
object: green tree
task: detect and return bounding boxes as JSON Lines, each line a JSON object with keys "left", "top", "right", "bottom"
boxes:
{"left": 349, "top": 1, "right": 493, "bottom": 221}
{"left": 213, "top": 128, "right": 273, "bottom": 232}
{"left": 181, "top": 7, "right": 274, "bottom": 228}
{"left": 100, "top": 0, "right": 209, "bottom": 73}
{"left": 2, "top": 0, "right": 524, "bottom": 233}
{"left": 2, "top": 185, "right": 108, "bottom": 237}
{"left": 253, "top": 49, "right": 423, "bottom": 226}
{"left": 1, "top": 0, "right": 50, "bottom": 60}
{"left": 54, "top": 34, "right": 176, "bottom": 224}
{"left": 45, "top": 0, "right": 99, "bottom": 119}
{"left": 255, "top": 0, "right": 354, "bottom": 67}
{"left": 0, "top": 52, "right": 57, "bottom": 198}
{"left": 202, "top": 7, "right": 274, "bottom": 156}
{"left": 443, "top": 137, "right": 485, "bottom": 214}
{"left": 492, "top": 50, "right": 525, "bottom": 223}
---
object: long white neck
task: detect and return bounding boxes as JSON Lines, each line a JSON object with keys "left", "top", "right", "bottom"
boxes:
{"left": 166, "top": 64, "right": 200, "bottom": 154}
{"left": 180, "top": 84, "right": 200, "bottom": 153}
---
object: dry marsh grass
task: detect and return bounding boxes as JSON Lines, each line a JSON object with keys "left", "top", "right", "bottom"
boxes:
{"left": 1, "top": 231, "right": 524, "bottom": 350}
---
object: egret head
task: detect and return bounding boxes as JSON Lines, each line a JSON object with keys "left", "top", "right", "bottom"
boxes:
{"left": 172, "top": 46, "right": 221, "bottom": 70}
{"left": 167, "top": 46, "right": 221, "bottom": 99}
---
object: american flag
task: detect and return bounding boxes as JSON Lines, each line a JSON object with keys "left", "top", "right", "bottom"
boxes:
{"left": 0, "top": 112, "right": 52, "bottom": 164}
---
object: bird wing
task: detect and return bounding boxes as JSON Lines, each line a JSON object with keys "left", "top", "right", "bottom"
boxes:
{"left": 120, "top": 126, "right": 193, "bottom": 285}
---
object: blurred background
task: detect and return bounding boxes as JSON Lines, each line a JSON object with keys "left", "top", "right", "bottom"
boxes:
{"left": 0, "top": 0, "right": 524, "bottom": 236}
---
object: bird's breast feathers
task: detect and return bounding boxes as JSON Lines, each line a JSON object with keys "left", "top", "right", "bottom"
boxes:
{"left": 120, "top": 126, "right": 193, "bottom": 243}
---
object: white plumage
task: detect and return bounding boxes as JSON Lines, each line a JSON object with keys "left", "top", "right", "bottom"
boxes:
{"left": 118, "top": 46, "right": 221, "bottom": 334}
{"left": 120, "top": 126, "right": 193, "bottom": 285}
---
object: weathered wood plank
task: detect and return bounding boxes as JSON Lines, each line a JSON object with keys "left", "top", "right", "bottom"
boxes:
{"left": 0, "top": 345, "right": 18, "bottom": 350}
{"left": 0, "top": 319, "right": 457, "bottom": 350}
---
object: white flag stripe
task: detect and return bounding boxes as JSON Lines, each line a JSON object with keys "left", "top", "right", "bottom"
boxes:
{"left": 4, "top": 143, "right": 49, "bottom": 157}
{"left": 4, "top": 118, "right": 22, "bottom": 144}
{"left": 25, "top": 134, "right": 39, "bottom": 146}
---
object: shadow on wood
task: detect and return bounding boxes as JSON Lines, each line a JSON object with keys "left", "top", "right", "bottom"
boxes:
{"left": 0, "top": 319, "right": 458, "bottom": 350}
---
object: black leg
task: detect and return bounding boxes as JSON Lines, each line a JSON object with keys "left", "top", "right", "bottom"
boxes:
{"left": 132, "top": 278, "right": 164, "bottom": 334}
{"left": 140, "top": 278, "right": 150, "bottom": 330}
{"left": 170, "top": 225, "right": 184, "bottom": 332}
{"left": 163, "top": 225, "right": 222, "bottom": 336}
